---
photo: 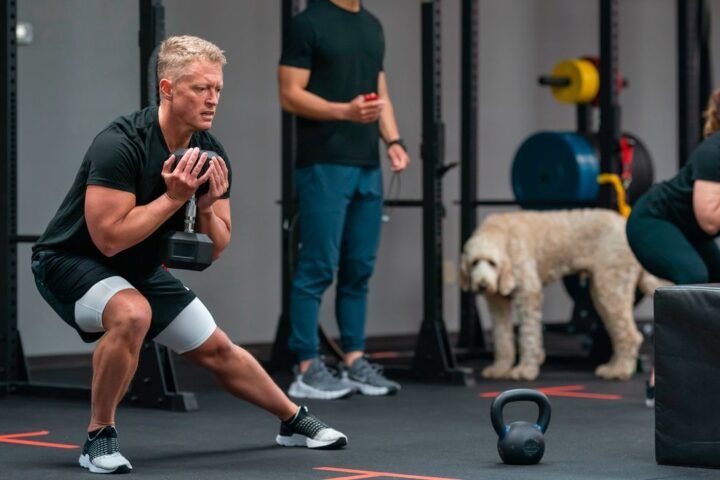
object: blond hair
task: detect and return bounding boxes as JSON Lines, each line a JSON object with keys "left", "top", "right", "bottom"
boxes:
{"left": 157, "top": 35, "right": 226, "bottom": 82}
{"left": 703, "top": 88, "right": 720, "bottom": 137}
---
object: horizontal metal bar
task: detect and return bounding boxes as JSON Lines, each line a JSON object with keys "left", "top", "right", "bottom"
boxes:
{"left": 384, "top": 200, "right": 423, "bottom": 207}
{"left": 471, "top": 200, "right": 518, "bottom": 206}
{"left": 453, "top": 200, "right": 598, "bottom": 208}
{"left": 538, "top": 75, "right": 571, "bottom": 87}
{"left": 277, "top": 200, "right": 424, "bottom": 208}
{"left": 11, "top": 235, "right": 40, "bottom": 244}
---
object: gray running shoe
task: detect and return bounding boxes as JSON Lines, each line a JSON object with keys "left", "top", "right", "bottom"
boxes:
{"left": 342, "top": 357, "right": 401, "bottom": 396}
{"left": 275, "top": 405, "right": 348, "bottom": 449}
{"left": 288, "top": 358, "right": 354, "bottom": 400}
{"left": 78, "top": 426, "right": 132, "bottom": 474}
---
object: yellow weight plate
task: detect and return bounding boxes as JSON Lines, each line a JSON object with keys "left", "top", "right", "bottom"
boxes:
{"left": 550, "top": 59, "right": 599, "bottom": 104}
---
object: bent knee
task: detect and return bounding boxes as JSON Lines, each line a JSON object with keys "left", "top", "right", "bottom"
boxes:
{"left": 673, "top": 271, "right": 709, "bottom": 285}
{"left": 103, "top": 290, "right": 152, "bottom": 337}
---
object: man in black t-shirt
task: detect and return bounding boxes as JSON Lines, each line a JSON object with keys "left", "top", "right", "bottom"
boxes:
{"left": 279, "top": 0, "right": 410, "bottom": 399}
{"left": 32, "top": 35, "right": 346, "bottom": 475}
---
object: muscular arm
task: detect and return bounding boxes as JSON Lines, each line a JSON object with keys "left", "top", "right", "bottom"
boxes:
{"left": 86, "top": 148, "right": 215, "bottom": 258}
{"left": 196, "top": 198, "right": 231, "bottom": 260}
{"left": 278, "top": 66, "right": 382, "bottom": 123}
{"left": 376, "top": 72, "right": 410, "bottom": 172}
{"left": 85, "top": 186, "right": 185, "bottom": 257}
{"left": 377, "top": 72, "right": 400, "bottom": 143}
{"left": 278, "top": 66, "right": 349, "bottom": 121}
{"left": 693, "top": 179, "right": 720, "bottom": 235}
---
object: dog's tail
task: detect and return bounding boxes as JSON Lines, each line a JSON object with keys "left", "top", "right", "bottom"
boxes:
{"left": 638, "top": 270, "right": 673, "bottom": 296}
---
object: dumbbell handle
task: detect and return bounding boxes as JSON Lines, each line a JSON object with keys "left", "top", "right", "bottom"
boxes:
{"left": 184, "top": 195, "right": 197, "bottom": 233}
{"left": 537, "top": 75, "right": 571, "bottom": 87}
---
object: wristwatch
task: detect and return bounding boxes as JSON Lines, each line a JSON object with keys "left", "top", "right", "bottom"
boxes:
{"left": 386, "top": 138, "right": 406, "bottom": 151}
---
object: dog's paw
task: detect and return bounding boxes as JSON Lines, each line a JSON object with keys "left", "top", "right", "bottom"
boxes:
{"left": 481, "top": 363, "right": 514, "bottom": 379}
{"left": 508, "top": 364, "right": 540, "bottom": 381}
{"left": 595, "top": 360, "right": 635, "bottom": 380}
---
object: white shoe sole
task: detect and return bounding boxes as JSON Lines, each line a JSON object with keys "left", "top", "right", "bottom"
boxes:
{"left": 288, "top": 380, "right": 353, "bottom": 400}
{"left": 275, "top": 433, "right": 348, "bottom": 449}
{"left": 345, "top": 379, "right": 399, "bottom": 396}
{"left": 79, "top": 453, "right": 132, "bottom": 474}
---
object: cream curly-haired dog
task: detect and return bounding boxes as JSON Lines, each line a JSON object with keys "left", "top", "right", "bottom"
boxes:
{"left": 459, "top": 209, "right": 667, "bottom": 381}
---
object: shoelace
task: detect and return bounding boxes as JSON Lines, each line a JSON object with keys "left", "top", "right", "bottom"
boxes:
{"left": 310, "top": 361, "right": 342, "bottom": 382}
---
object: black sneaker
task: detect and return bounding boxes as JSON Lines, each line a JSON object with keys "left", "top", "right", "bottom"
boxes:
{"left": 78, "top": 426, "right": 132, "bottom": 474}
{"left": 645, "top": 380, "right": 655, "bottom": 408}
{"left": 275, "top": 406, "right": 347, "bottom": 449}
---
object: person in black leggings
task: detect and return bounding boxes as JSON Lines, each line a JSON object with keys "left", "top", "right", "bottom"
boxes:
{"left": 627, "top": 88, "right": 720, "bottom": 407}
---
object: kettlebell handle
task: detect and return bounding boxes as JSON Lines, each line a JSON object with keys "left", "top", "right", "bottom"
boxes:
{"left": 490, "top": 388, "right": 551, "bottom": 437}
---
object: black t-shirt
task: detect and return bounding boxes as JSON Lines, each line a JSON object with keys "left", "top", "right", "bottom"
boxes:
{"left": 279, "top": 0, "right": 385, "bottom": 168}
{"left": 643, "top": 132, "right": 720, "bottom": 240}
{"left": 33, "top": 106, "right": 232, "bottom": 277}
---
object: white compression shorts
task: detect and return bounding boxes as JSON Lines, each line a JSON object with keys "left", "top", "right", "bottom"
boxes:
{"left": 74, "top": 276, "right": 217, "bottom": 354}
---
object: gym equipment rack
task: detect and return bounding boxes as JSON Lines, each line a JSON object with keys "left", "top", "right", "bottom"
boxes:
{"left": 0, "top": 0, "right": 197, "bottom": 412}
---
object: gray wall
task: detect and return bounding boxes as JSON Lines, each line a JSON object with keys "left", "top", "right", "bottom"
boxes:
{"left": 16, "top": 0, "right": 689, "bottom": 356}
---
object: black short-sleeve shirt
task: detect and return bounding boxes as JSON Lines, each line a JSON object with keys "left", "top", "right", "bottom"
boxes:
{"left": 33, "top": 106, "right": 232, "bottom": 278}
{"left": 644, "top": 132, "right": 720, "bottom": 240}
{"left": 279, "top": 0, "right": 385, "bottom": 168}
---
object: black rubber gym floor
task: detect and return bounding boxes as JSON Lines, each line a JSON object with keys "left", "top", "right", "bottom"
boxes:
{"left": 1, "top": 358, "right": 716, "bottom": 480}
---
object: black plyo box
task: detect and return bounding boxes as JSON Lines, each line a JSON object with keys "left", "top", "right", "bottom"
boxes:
{"left": 655, "top": 285, "right": 720, "bottom": 468}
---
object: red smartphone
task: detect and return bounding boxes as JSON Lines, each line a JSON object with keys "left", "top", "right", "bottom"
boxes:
{"left": 363, "top": 93, "right": 378, "bottom": 101}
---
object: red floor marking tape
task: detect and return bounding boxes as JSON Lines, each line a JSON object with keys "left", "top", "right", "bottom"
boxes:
{"left": 479, "top": 384, "right": 621, "bottom": 400}
{"left": 0, "top": 431, "right": 79, "bottom": 449}
{"left": 314, "top": 466, "right": 462, "bottom": 480}
{"left": 367, "top": 351, "right": 401, "bottom": 359}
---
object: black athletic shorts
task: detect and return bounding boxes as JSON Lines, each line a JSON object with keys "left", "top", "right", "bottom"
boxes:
{"left": 31, "top": 249, "right": 196, "bottom": 343}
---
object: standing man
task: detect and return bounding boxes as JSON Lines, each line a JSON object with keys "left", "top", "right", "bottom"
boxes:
{"left": 278, "top": 0, "right": 411, "bottom": 399}
{"left": 32, "top": 35, "right": 346, "bottom": 475}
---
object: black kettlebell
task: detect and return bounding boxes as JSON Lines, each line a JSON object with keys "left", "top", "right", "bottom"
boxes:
{"left": 490, "top": 388, "right": 551, "bottom": 465}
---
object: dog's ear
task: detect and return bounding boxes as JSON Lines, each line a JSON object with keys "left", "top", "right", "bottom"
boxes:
{"left": 497, "top": 255, "right": 516, "bottom": 296}
{"left": 459, "top": 252, "right": 472, "bottom": 292}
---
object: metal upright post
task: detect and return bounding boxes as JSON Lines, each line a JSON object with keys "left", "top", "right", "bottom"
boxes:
{"left": 457, "top": 0, "right": 484, "bottom": 352}
{"left": 576, "top": 104, "right": 593, "bottom": 136}
{"left": 565, "top": 0, "right": 622, "bottom": 365}
{"left": 677, "top": 0, "right": 709, "bottom": 168}
{"left": 0, "top": 0, "right": 19, "bottom": 396}
{"left": 598, "top": 0, "right": 620, "bottom": 209}
{"left": 412, "top": 0, "right": 473, "bottom": 385}
{"left": 140, "top": 0, "right": 164, "bottom": 107}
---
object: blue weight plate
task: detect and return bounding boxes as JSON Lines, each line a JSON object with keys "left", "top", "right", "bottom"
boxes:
{"left": 512, "top": 131, "right": 599, "bottom": 207}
